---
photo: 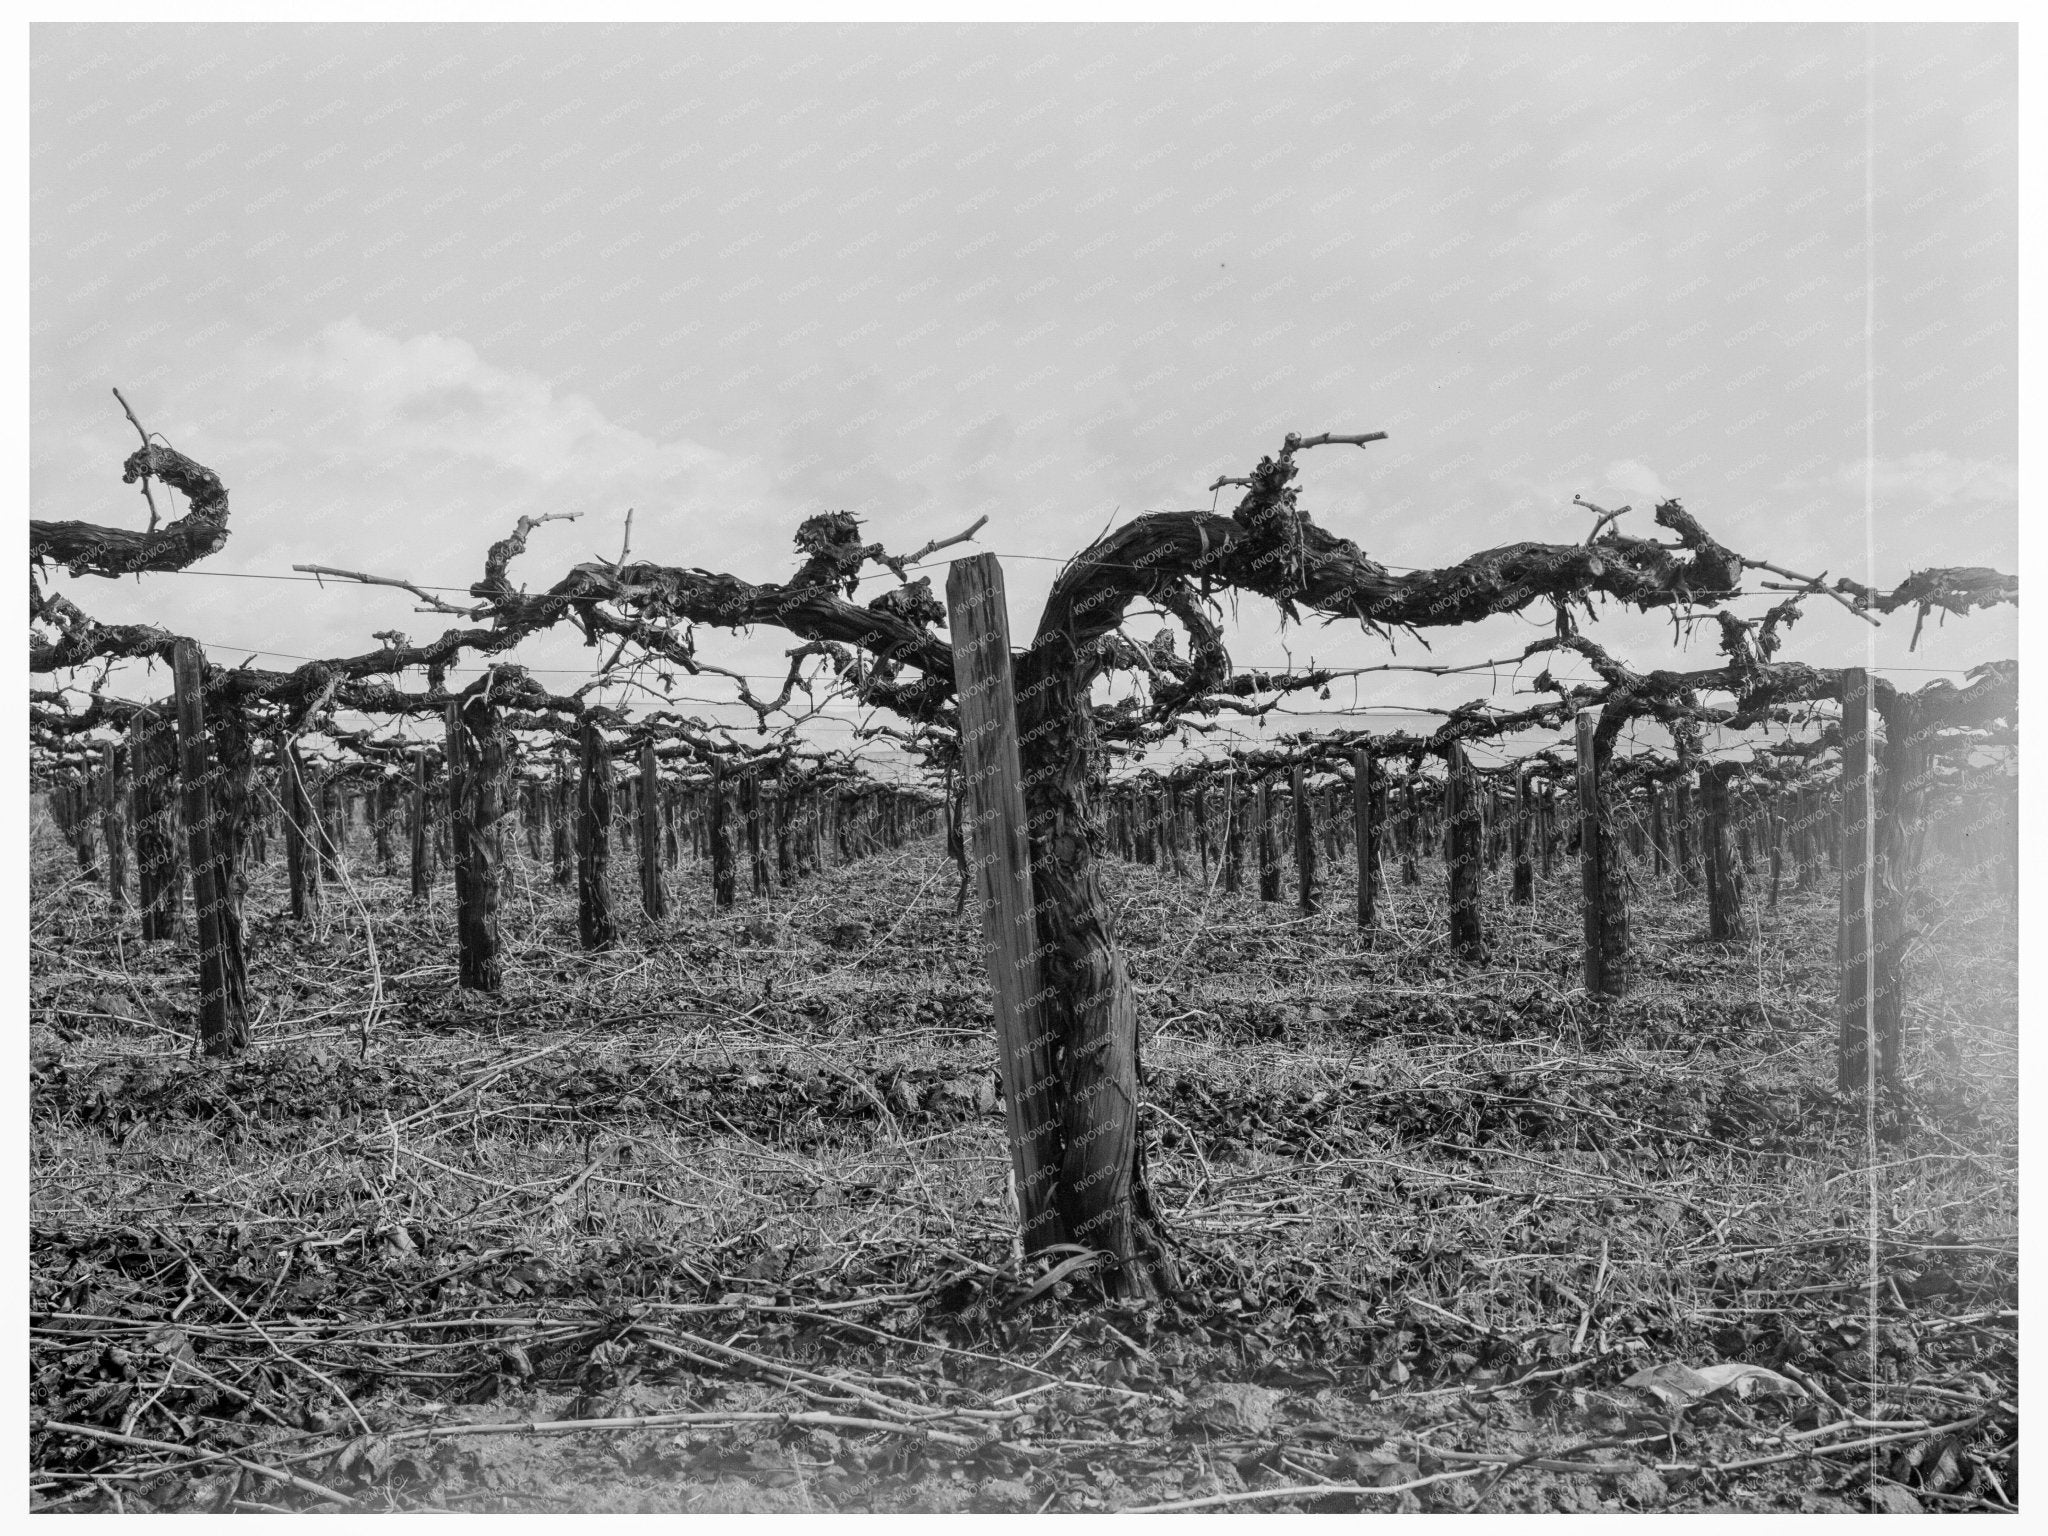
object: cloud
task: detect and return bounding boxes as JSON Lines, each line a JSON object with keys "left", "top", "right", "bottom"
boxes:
{"left": 1853, "top": 451, "right": 2016, "bottom": 512}
{"left": 1602, "top": 458, "right": 1672, "bottom": 504}
{"left": 283, "top": 318, "right": 739, "bottom": 500}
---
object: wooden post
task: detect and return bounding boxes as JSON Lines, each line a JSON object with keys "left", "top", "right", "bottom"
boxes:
{"left": 100, "top": 742, "right": 128, "bottom": 913}
{"left": 578, "top": 722, "right": 617, "bottom": 949}
{"left": 1837, "top": 668, "right": 1875, "bottom": 1092}
{"left": 172, "top": 639, "right": 248, "bottom": 1057}
{"left": 1353, "top": 746, "right": 1378, "bottom": 930}
{"left": 1193, "top": 782, "right": 1211, "bottom": 884}
{"left": 638, "top": 740, "right": 666, "bottom": 921}
{"left": 945, "top": 553, "right": 1063, "bottom": 1253}
{"left": 1444, "top": 744, "right": 1485, "bottom": 960}
{"left": 1293, "top": 764, "right": 1318, "bottom": 913}
{"left": 1577, "top": 711, "right": 1628, "bottom": 996}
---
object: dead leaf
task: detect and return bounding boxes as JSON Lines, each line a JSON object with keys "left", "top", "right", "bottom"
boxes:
{"left": 1866, "top": 1482, "right": 1924, "bottom": 1514}
{"left": 1190, "top": 1381, "right": 1282, "bottom": 1435}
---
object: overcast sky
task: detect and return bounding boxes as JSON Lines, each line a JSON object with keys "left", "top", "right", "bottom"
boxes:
{"left": 31, "top": 22, "right": 2016, "bottom": 773}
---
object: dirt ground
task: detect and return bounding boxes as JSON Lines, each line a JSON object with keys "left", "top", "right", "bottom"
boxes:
{"left": 28, "top": 809, "right": 2018, "bottom": 1513}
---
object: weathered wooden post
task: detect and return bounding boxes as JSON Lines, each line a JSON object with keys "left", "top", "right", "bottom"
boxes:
{"left": 1444, "top": 744, "right": 1486, "bottom": 960}
{"left": 1837, "top": 669, "right": 1876, "bottom": 1092}
{"left": 638, "top": 740, "right": 666, "bottom": 921}
{"left": 578, "top": 721, "right": 617, "bottom": 949}
{"left": 1353, "top": 746, "right": 1379, "bottom": 930}
{"left": 100, "top": 741, "right": 128, "bottom": 913}
{"left": 946, "top": 553, "right": 1063, "bottom": 1254}
{"left": 172, "top": 639, "right": 248, "bottom": 1058}
{"left": 1577, "top": 711, "right": 1628, "bottom": 996}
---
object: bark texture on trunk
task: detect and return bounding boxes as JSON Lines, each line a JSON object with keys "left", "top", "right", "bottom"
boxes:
{"left": 133, "top": 708, "right": 185, "bottom": 941}
{"left": 1444, "top": 745, "right": 1485, "bottom": 961}
{"left": 451, "top": 695, "right": 506, "bottom": 992}
{"left": 1014, "top": 646, "right": 1177, "bottom": 1300}
{"left": 578, "top": 723, "right": 617, "bottom": 950}
{"left": 1702, "top": 761, "right": 1749, "bottom": 941}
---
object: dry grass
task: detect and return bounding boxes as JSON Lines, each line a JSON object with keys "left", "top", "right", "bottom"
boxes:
{"left": 29, "top": 804, "right": 2018, "bottom": 1513}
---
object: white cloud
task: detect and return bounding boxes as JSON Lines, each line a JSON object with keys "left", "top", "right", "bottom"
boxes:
{"left": 1854, "top": 451, "right": 2016, "bottom": 511}
{"left": 283, "top": 318, "right": 737, "bottom": 497}
{"left": 1602, "top": 458, "right": 1672, "bottom": 504}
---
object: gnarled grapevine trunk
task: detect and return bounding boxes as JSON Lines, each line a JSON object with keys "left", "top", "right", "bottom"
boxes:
{"left": 411, "top": 749, "right": 431, "bottom": 900}
{"left": 578, "top": 722, "right": 617, "bottom": 950}
{"left": 100, "top": 743, "right": 129, "bottom": 913}
{"left": 552, "top": 752, "right": 574, "bottom": 888}
{"left": 1256, "top": 778, "right": 1280, "bottom": 902}
{"left": 285, "top": 741, "right": 322, "bottom": 922}
{"left": 1510, "top": 765, "right": 1534, "bottom": 904}
{"left": 709, "top": 761, "right": 737, "bottom": 908}
{"left": 1354, "top": 748, "right": 1379, "bottom": 929}
{"left": 1016, "top": 657, "right": 1177, "bottom": 1300}
{"left": 1701, "top": 761, "right": 1748, "bottom": 941}
{"left": 133, "top": 709, "right": 184, "bottom": 940}
{"left": 638, "top": 741, "right": 667, "bottom": 921}
{"left": 451, "top": 694, "right": 507, "bottom": 991}
{"left": 1580, "top": 712, "right": 1630, "bottom": 996}
{"left": 1444, "top": 744, "right": 1485, "bottom": 961}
